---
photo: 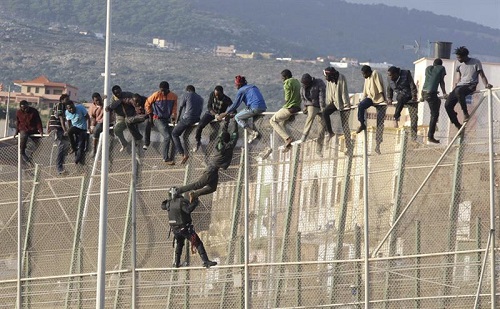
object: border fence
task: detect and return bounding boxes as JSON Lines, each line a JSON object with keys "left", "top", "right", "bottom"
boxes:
{"left": 0, "top": 88, "right": 499, "bottom": 308}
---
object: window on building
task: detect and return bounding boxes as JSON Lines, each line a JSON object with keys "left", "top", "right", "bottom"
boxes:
{"left": 27, "top": 86, "right": 31, "bottom": 93}
{"left": 53, "top": 90, "right": 63, "bottom": 95}
{"left": 35, "top": 87, "right": 39, "bottom": 93}
{"left": 45, "top": 89, "right": 50, "bottom": 94}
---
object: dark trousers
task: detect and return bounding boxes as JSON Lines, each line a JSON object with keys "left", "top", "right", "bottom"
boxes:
{"left": 394, "top": 95, "right": 418, "bottom": 141}
{"left": 53, "top": 129, "right": 67, "bottom": 172}
{"left": 19, "top": 130, "right": 40, "bottom": 162}
{"left": 195, "top": 113, "right": 220, "bottom": 143}
{"left": 423, "top": 91, "right": 441, "bottom": 138}
{"left": 173, "top": 224, "right": 209, "bottom": 263}
{"left": 172, "top": 118, "right": 197, "bottom": 155}
{"left": 114, "top": 121, "right": 143, "bottom": 147}
{"left": 358, "top": 98, "right": 387, "bottom": 146}
{"left": 177, "top": 167, "right": 219, "bottom": 198}
{"left": 68, "top": 126, "right": 87, "bottom": 164}
{"left": 141, "top": 120, "right": 152, "bottom": 146}
{"left": 323, "top": 105, "right": 352, "bottom": 147}
{"left": 445, "top": 84, "right": 476, "bottom": 126}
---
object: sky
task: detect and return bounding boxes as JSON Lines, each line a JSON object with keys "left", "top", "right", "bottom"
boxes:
{"left": 344, "top": 0, "right": 500, "bottom": 30}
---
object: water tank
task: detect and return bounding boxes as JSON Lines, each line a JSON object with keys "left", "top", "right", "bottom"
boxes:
{"left": 431, "top": 42, "right": 452, "bottom": 59}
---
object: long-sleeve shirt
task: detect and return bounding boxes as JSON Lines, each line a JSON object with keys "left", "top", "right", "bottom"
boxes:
{"left": 108, "top": 91, "right": 137, "bottom": 120}
{"left": 206, "top": 92, "right": 231, "bottom": 115}
{"left": 211, "top": 120, "right": 239, "bottom": 170}
{"left": 282, "top": 78, "right": 301, "bottom": 109}
{"left": 144, "top": 90, "right": 178, "bottom": 120}
{"left": 226, "top": 84, "right": 267, "bottom": 113}
{"left": 179, "top": 91, "right": 203, "bottom": 121}
{"left": 16, "top": 106, "right": 43, "bottom": 133}
{"left": 387, "top": 70, "right": 417, "bottom": 100}
{"left": 363, "top": 70, "right": 386, "bottom": 104}
{"left": 326, "top": 73, "right": 351, "bottom": 111}
{"left": 300, "top": 78, "right": 326, "bottom": 108}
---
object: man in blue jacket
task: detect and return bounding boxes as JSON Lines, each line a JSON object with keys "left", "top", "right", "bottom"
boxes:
{"left": 217, "top": 75, "right": 267, "bottom": 144}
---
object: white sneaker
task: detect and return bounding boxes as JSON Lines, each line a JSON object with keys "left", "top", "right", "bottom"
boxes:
{"left": 247, "top": 130, "right": 259, "bottom": 144}
{"left": 142, "top": 144, "right": 148, "bottom": 150}
{"left": 119, "top": 145, "right": 125, "bottom": 152}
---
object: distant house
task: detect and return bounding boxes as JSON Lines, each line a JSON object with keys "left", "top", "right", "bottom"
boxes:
{"left": 0, "top": 75, "right": 79, "bottom": 107}
{"left": 215, "top": 45, "right": 235, "bottom": 57}
{"left": 152, "top": 38, "right": 175, "bottom": 49}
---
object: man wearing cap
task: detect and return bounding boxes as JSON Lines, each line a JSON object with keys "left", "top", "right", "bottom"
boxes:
{"left": 323, "top": 66, "right": 353, "bottom": 153}
{"left": 217, "top": 75, "right": 267, "bottom": 144}
{"left": 357, "top": 65, "right": 387, "bottom": 154}
{"left": 299, "top": 73, "right": 327, "bottom": 157}
{"left": 15, "top": 100, "right": 43, "bottom": 165}
{"left": 144, "top": 81, "right": 178, "bottom": 165}
{"left": 269, "top": 69, "right": 301, "bottom": 153}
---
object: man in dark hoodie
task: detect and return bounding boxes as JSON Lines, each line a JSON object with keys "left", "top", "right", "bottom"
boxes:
{"left": 175, "top": 118, "right": 238, "bottom": 202}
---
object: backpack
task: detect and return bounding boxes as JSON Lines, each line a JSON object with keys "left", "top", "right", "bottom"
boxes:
{"left": 163, "top": 197, "right": 191, "bottom": 228}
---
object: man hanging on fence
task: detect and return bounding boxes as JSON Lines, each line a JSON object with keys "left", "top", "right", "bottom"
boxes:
{"left": 174, "top": 118, "right": 238, "bottom": 202}
{"left": 64, "top": 100, "right": 90, "bottom": 165}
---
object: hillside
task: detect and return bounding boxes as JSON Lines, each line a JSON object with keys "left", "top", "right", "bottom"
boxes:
{"left": 1, "top": 0, "right": 499, "bottom": 105}
{"left": 2, "top": 0, "right": 500, "bottom": 66}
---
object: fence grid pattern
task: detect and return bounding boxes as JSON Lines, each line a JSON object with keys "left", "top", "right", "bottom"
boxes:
{"left": 0, "top": 89, "right": 499, "bottom": 308}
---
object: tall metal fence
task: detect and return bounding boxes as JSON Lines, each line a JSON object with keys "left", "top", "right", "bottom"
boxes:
{"left": 0, "top": 88, "right": 499, "bottom": 308}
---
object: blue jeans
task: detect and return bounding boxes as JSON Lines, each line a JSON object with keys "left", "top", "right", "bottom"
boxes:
{"left": 235, "top": 108, "right": 265, "bottom": 129}
{"left": 172, "top": 118, "right": 197, "bottom": 155}
{"left": 154, "top": 118, "right": 174, "bottom": 161}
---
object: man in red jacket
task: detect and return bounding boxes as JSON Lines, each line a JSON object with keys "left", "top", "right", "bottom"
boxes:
{"left": 15, "top": 100, "right": 43, "bottom": 164}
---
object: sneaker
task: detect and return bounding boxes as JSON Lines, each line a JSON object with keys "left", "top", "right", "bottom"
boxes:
{"left": 119, "top": 145, "right": 126, "bottom": 152}
{"left": 247, "top": 130, "right": 259, "bottom": 144}
{"left": 284, "top": 137, "right": 293, "bottom": 148}
{"left": 454, "top": 122, "right": 462, "bottom": 129}
{"left": 259, "top": 147, "right": 272, "bottom": 159}
{"left": 356, "top": 125, "right": 366, "bottom": 134}
{"left": 164, "top": 160, "right": 175, "bottom": 165}
{"left": 142, "top": 144, "right": 149, "bottom": 150}
{"left": 180, "top": 154, "right": 189, "bottom": 164}
{"left": 203, "top": 260, "right": 217, "bottom": 268}
{"left": 464, "top": 113, "right": 470, "bottom": 122}
{"left": 428, "top": 137, "right": 440, "bottom": 144}
{"left": 374, "top": 145, "right": 381, "bottom": 155}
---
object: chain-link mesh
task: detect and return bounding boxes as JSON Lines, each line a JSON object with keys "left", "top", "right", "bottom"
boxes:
{"left": 0, "top": 89, "right": 499, "bottom": 308}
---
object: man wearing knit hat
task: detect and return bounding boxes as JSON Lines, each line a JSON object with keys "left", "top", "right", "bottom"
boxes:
{"left": 218, "top": 75, "right": 267, "bottom": 144}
